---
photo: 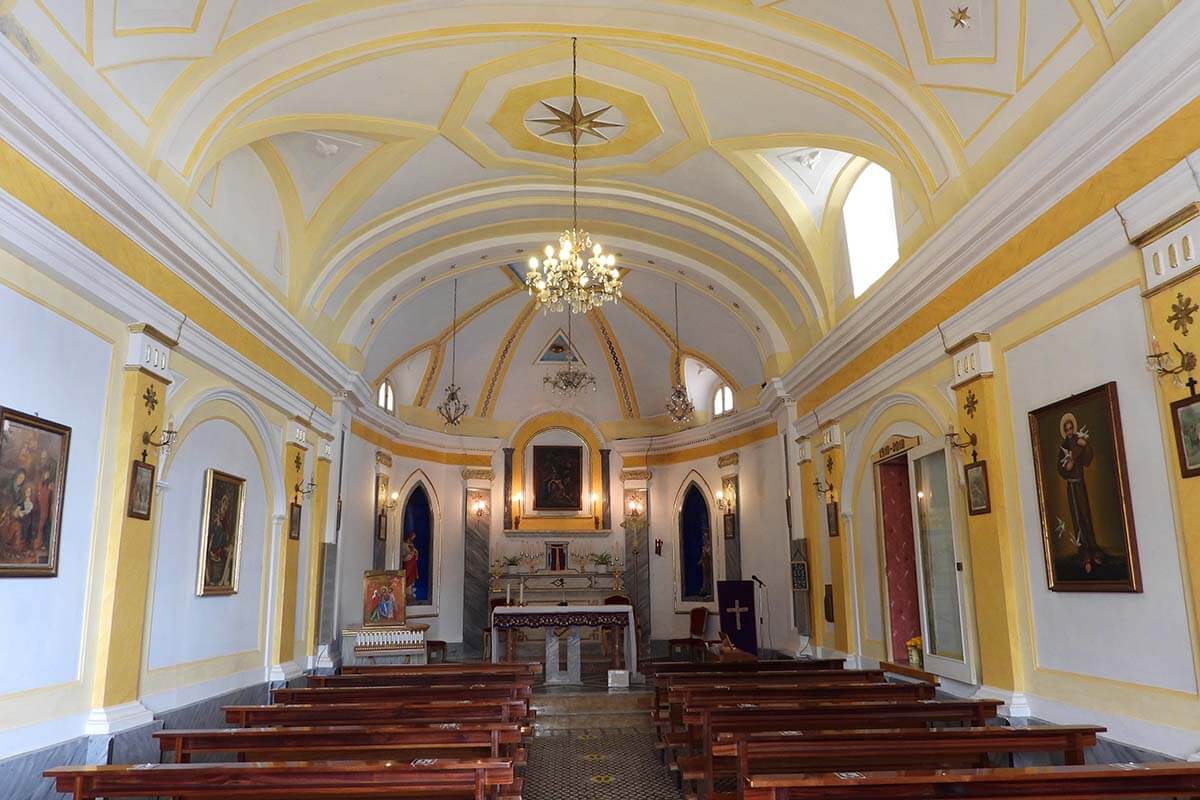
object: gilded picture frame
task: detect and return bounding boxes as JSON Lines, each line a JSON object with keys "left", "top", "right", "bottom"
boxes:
{"left": 1170, "top": 393, "right": 1200, "bottom": 478}
{"left": 0, "top": 407, "right": 70, "bottom": 577}
{"left": 1028, "top": 382, "right": 1141, "bottom": 593}
{"left": 196, "top": 468, "right": 246, "bottom": 596}
{"left": 288, "top": 501, "right": 302, "bottom": 541}
{"left": 127, "top": 460, "right": 155, "bottom": 521}
{"left": 964, "top": 460, "right": 991, "bottom": 516}
{"left": 362, "top": 569, "right": 407, "bottom": 627}
{"left": 825, "top": 500, "right": 840, "bottom": 538}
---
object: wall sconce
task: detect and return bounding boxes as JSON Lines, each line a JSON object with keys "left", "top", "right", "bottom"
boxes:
{"left": 1147, "top": 336, "right": 1198, "bottom": 391}
{"left": 654, "top": 538, "right": 663, "bottom": 556}
{"left": 294, "top": 479, "right": 318, "bottom": 500}
{"left": 591, "top": 492, "right": 601, "bottom": 529}
{"left": 141, "top": 424, "right": 177, "bottom": 453}
{"left": 511, "top": 492, "right": 521, "bottom": 529}
{"left": 716, "top": 488, "right": 735, "bottom": 513}
{"left": 383, "top": 491, "right": 400, "bottom": 513}
{"left": 812, "top": 476, "right": 833, "bottom": 499}
{"left": 471, "top": 497, "right": 488, "bottom": 518}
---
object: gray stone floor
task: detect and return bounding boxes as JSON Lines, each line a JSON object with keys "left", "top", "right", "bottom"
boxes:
{"left": 525, "top": 729, "right": 682, "bottom": 800}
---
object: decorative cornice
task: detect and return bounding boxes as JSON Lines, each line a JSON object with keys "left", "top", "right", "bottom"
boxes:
{"left": 717, "top": 452, "right": 739, "bottom": 468}
{"left": 621, "top": 469, "right": 652, "bottom": 482}
{"left": 375, "top": 451, "right": 393, "bottom": 468}
{"left": 461, "top": 468, "right": 495, "bottom": 482}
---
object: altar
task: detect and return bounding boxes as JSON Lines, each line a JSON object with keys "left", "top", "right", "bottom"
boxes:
{"left": 490, "top": 604, "right": 638, "bottom": 684}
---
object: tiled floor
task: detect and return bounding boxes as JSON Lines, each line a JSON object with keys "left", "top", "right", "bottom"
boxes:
{"left": 524, "top": 729, "right": 682, "bottom": 800}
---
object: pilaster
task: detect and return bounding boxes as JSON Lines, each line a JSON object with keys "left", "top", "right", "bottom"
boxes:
{"left": 300, "top": 435, "right": 333, "bottom": 663}
{"left": 621, "top": 469, "right": 652, "bottom": 655}
{"left": 271, "top": 423, "right": 307, "bottom": 673}
{"left": 817, "top": 423, "right": 851, "bottom": 653}
{"left": 462, "top": 469, "right": 494, "bottom": 659}
{"left": 795, "top": 437, "right": 827, "bottom": 647}
{"left": 88, "top": 324, "right": 174, "bottom": 730}
{"left": 950, "top": 334, "right": 1020, "bottom": 691}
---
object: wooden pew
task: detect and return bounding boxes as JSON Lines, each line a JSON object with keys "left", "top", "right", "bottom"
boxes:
{"left": 673, "top": 699, "right": 1002, "bottom": 781}
{"left": 341, "top": 662, "right": 542, "bottom": 677}
{"left": 156, "top": 722, "right": 525, "bottom": 765}
{"left": 310, "top": 672, "right": 538, "bottom": 689}
{"left": 740, "top": 762, "right": 1200, "bottom": 799}
{"left": 272, "top": 683, "right": 533, "bottom": 705}
{"left": 660, "top": 681, "right": 935, "bottom": 746}
{"left": 688, "top": 725, "right": 1105, "bottom": 800}
{"left": 45, "top": 758, "right": 518, "bottom": 800}
{"left": 645, "top": 659, "right": 844, "bottom": 676}
{"left": 224, "top": 698, "right": 530, "bottom": 728}
{"left": 653, "top": 670, "right": 886, "bottom": 711}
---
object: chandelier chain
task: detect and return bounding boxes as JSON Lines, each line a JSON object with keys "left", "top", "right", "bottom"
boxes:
{"left": 665, "top": 282, "right": 695, "bottom": 425}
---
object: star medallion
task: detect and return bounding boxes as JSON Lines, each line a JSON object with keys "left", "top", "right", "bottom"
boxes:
{"left": 528, "top": 98, "right": 624, "bottom": 145}
{"left": 964, "top": 390, "right": 979, "bottom": 418}
{"left": 1168, "top": 292, "right": 1198, "bottom": 336}
{"left": 950, "top": 6, "right": 971, "bottom": 28}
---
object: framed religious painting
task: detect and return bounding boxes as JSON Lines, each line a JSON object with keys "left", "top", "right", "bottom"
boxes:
{"left": 0, "top": 407, "right": 70, "bottom": 577}
{"left": 531, "top": 445, "right": 583, "bottom": 511}
{"left": 196, "top": 469, "right": 245, "bottom": 596}
{"left": 964, "top": 460, "right": 991, "bottom": 516}
{"left": 1028, "top": 382, "right": 1141, "bottom": 593}
{"left": 825, "top": 500, "right": 839, "bottom": 538}
{"left": 288, "top": 501, "right": 302, "bottom": 541}
{"left": 127, "top": 460, "right": 155, "bottom": 521}
{"left": 362, "top": 569, "right": 406, "bottom": 627}
{"left": 723, "top": 512, "right": 737, "bottom": 540}
{"left": 1170, "top": 393, "right": 1200, "bottom": 478}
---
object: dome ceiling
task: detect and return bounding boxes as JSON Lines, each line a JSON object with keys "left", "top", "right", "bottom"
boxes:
{"left": 7, "top": 0, "right": 1169, "bottom": 433}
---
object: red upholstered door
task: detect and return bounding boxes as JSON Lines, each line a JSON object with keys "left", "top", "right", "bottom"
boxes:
{"left": 878, "top": 459, "right": 921, "bottom": 663}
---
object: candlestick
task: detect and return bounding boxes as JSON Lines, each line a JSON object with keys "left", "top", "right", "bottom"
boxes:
{"left": 519, "top": 581, "right": 525, "bottom": 605}
{"left": 505, "top": 583, "right": 511, "bottom": 605}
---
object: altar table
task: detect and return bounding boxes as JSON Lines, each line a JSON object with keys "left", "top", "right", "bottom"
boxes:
{"left": 490, "top": 604, "right": 638, "bottom": 684}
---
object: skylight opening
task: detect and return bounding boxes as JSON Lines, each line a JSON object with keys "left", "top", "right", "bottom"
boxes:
{"left": 844, "top": 163, "right": 900, "bottom": 297}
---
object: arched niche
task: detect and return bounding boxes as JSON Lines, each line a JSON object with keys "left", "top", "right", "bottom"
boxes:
{"left": 671, "top": 471, "right": 722, "bottom": 612}
{"left": 389, "top": 469, "right": 441, "bottom": 617}
{"left": 509, "top": 411, "right": 605, "bottom": 532}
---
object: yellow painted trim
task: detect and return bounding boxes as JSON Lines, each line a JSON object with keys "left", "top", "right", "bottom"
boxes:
{"left": 112, "top": 0, "right": 208, "bottom": 37}
{"left": 623, "top": 421, "right": 778, "bottom": 467}
{"left": 913, "top": 0, "right": 1000, "bottom": 65}
{"left": 620, "top": 292, "right": 743, "bottom": 391}
{"left": 477, "top": 298, "right": 538, "bottom": 418}
{"left": 510, "top": 412, "right": 605, "bottom": 532}
{"left": 350, "top": 419, "right": 491, "bottom": 467}
{"left": 585, "top": 308, "right": 641, "bottom": 419}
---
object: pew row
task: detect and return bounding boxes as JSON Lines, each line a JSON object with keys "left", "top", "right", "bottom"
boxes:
{"left": 273, "top": 683, "right": 533, "bottom": 705}
{"left": 741, "top": 762, "right": 1200, "bottom": 799}
{"left": 45, "top": 758, "right": 519, "bottom": 800}
{"left": 224, "top": 698, "right": 530, "bottom": 727}
{"left": 156, "top": 722, "right": 526, "bottom": 766}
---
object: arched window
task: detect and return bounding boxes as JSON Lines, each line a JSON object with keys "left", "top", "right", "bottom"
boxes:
{"left": 712, "top": 385, "right": 734, "bottom": 417}
{"left": 400, "top": 485, "right": 433, "bottom": 605}
{"left": 377, "top": 380, "right": 395, "bottom": 413}
{"left": 844, "top": 162, "right": 900, "bottom": 297}
{"left": 678, "top": 483, "right": 714, "bottom": 602}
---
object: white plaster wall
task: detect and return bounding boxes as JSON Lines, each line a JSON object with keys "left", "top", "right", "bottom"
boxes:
{"left": 737, "top": 438, "right": 802, "bottom": 652}
{"left": 1005, "top": 287, "right": 1196, "bottom": 693}
{"left": 336, "top": 432, "right": 378, "bottom": 633}
{"left": 0, "top": 283, "right": 112, "bottom": 694}
{"left": 147, "top": 418, "right": 268, "bottom": 670}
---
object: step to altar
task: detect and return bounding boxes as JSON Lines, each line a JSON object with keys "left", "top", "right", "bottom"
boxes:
{"left": 531, "top": 682, "right": 652, "bottom": 734}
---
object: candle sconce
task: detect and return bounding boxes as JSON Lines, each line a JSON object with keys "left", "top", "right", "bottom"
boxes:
{"left": 472, "top": 497, "right": 488, "bottom": 518}
{"left": 946, "top": 426, "right": 979, "bottom": 464}
{"left": 591, "top": 492, "right": 601, "bottom": 529}
{"left": 382, "top": 491, "right": 399, "bottom": 513}
{"left": 294, "top": 479, "right": 318, "bottom": 500}
{"left": 716, "top": 488, "right": 735, "bottom": 513}
{"left": 812, "top": 476, "right": 833, "bottom": 499}
{"left": 511, "top": 492, "right": 521, "bottom": 530}
{"left": 140, "top": 424, "right": 178, "bottom": 461}
{"left": 654, "top": 538, "right": 663, "bottom": 556}
{"left": 1147, "top": 338, "right": 1198, "bottom": 393}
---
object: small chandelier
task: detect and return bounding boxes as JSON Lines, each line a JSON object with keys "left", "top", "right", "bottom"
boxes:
{"left": 544, "top": 309, "right": 597, "bottom": 399}
{"left": 437, "top": 278, "right": 469, "bottom": 426}
{"left": 525, "top": 37, "right": 623, "bottom": 314}
{"left": 665, "top": 284, "right": 695, "bottom": 425}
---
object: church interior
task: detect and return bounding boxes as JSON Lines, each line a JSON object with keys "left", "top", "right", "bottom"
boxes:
{"left": 3, "top": 1, "right": 1200, "bottom": 798}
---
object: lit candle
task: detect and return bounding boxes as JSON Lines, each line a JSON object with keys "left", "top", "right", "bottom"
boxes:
{"left": 519, "top": 581, "right": 525, "bottom": 606}
{"left": 1151, "top": 335, "right": 1162, "bottom": 355}
{"left": 506, "top": 582, "right": 511, "bottom": 605}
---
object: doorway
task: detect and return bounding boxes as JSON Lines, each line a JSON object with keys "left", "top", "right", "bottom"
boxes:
{"left": 874, "top": 440, "right": 976, "bottom": 683}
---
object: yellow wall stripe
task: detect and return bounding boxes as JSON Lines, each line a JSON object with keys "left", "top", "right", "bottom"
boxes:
{"left": 350, "top": 419, "right": 491, "bottom": 466}
{"left": 623, "top": 421, "right": 778, "bottom": 467}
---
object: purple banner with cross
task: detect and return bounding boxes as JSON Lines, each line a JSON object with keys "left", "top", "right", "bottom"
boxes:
{"left": 717, "top": 580, "right": 758, "bottom": 655}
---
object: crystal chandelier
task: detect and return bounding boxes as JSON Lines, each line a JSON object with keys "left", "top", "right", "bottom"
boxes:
{"left": 525, "top": 38, "right": 623, "bottom": 314}
{"left": 437, "top": 279, "right": 469, "bottom": 426}
{"left": 544, "top": 309, "right": 597, "bottom": 399}
{"left": 665, "top": 284, "right": 695, "bottom": 425}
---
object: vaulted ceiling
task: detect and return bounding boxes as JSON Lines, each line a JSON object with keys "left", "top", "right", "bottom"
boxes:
{"left": 8, "top": 0, "right": 1174, "bottom": 434}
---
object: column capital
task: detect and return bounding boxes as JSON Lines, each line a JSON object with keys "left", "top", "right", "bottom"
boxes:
{"left": 795, "top": 436, "right": 813, "bottom": 464}
{"left": 949, "top": 333, "right": 994, "bottom": 389}
{"left": 816, "top": 422, "right": 842, "bottom": 452}
{"left": 125, "top": 323, "right": 175, "bottom": 382}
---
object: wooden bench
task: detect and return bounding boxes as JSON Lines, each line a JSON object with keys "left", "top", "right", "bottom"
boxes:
{"left": 224, "top": 698, "right": 531, "bottom": 728}
{"left": 645, "top": 659, "right": 844, "bottom": 676}
{"left": 45, "top": 758, "right": 519, "bottom": 800}
{"left": 272, "top": 683, "right": 533, "bottom": 705}
{"left": 684, "top": 725, "right": 1105, "bottom": 800}
{"left": 156, "top": 722, "right": 526, "bottom": 765}
{"left": 341, "top": 662, "right": 542, "bottom": 677}
{"left": 653, "top": 670, "right": 887, "bottom": 711}
{"left": 741, "top": 762, "right": 1200, "bottom": 799}
{"left": 309, "top": 672, "right": 538, "bottom": 689}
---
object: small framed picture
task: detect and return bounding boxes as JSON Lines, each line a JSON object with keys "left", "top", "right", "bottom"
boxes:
{"left": 1170, "top": 393, "right": 1200, "bottom": 478}
{"left": 964, "top": 460, "right": 991, "bottom": 516}
{"left": 288, "top": 501, "right": 302, "bottom": 541}
{"left": 376, "top": 512, "right": 387, "bottom": 542}
{"left": 723, "top": 512, "right": 737, "bottom": 540}
{"left": 825, "top": 501, "right": 839, "bottom": 538}
{"left": 127, "top": 460, "right": 155, "bottom": 520}
{"left": 0, "top": 407, "right": 70, "bottom": 577}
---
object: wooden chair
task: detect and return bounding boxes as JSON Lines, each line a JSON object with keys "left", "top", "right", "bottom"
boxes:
{"left": 601, "top": 593, "right": 637, "bottom": 666}
{"left": 668, "top": 607, "right": 711, "bottom": 661}
{"left": 427, "top": 640, "right": 448, "bottom": 662}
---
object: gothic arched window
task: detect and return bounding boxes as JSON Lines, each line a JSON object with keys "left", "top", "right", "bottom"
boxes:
{"left": 678, "top": 483, "right": 714, "bottom": 602}
{"left": 400, "top": 485, "right": 433, "bottom": 605}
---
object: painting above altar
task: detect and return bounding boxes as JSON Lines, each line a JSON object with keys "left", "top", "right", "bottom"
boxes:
{"left": 532, "top": 445, "right": 583, "bottom": 511}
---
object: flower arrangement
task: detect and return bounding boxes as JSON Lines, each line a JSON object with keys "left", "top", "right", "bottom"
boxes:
{"left": 905, "top": 636, "right": 923, "bottom": 668}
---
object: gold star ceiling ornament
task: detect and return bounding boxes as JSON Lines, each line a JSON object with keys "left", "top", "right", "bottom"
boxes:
{"left": 528, "top": 97, "right": 624, "bottom": 144}
{"left": 950, "top": 6, "right": 972, "bottom": 28}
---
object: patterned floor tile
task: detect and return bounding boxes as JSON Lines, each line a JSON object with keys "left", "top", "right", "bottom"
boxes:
{"left": 524, "top": 729, "right": 682, "bottom": 799}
